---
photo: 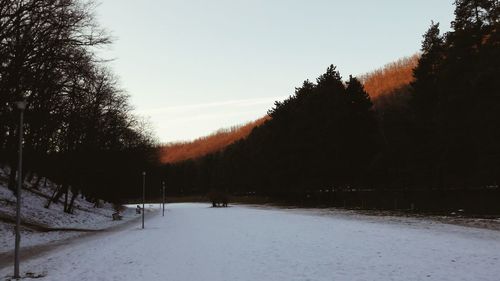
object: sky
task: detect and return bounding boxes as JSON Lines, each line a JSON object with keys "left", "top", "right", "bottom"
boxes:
{"left": 95, "top": 0, "right": 455, "bottom": 143}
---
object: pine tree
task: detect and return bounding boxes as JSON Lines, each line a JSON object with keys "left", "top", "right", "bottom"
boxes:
{"left": 452, "top": 0, "right": 498, "bottom": 31}
{"left": 411, "top": 22, "right": 444, "bottom": 124}
{"left": 346, "top": 75, "right": 373, "bottom": 113}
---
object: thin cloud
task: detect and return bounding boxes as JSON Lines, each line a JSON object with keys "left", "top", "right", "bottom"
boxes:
{"left": 135, "top": 96, "right": 287, "bottom": 116}
{"left": 134, "top": 95, "right": 286, "bottom": 142}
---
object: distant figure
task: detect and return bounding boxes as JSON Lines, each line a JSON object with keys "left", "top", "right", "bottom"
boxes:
{"left": 136, "top": 205, "right": 141, "bottom": 214}
{"left": 208, "top": 190, "right": 229, "bottom": 207}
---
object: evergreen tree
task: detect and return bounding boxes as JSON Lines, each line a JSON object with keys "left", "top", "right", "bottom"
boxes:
{"left": 411, "top": 22, "right": 444, "bottom": 126}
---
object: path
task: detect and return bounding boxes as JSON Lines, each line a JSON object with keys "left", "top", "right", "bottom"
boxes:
{"left": 0, "top": 208, "right": 157, "bottom": 270}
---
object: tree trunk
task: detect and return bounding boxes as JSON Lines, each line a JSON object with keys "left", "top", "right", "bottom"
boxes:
{"left": 33, "top": 175, "right": 42, "bottom": 189}
{"left": 66, "top": 188, "right": 78, "bottom": 214}
{"left": 53, "top": 184, "right": 67, "bottom": 202}
{"left": 63, "top": 185, "right": 69, "bottom": 212}
{"left": 8, "top": 165, "right": 17, "bottom": 192}
{"left": 45, "top": 184, "right": 61, "bottom": 209}
{"left": 26, "top": 171, "right": 34, "bottom": 184}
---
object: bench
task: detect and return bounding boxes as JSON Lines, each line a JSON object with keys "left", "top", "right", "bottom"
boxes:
{"left": 112, "top": 212, "right": 122, "bottom": 221}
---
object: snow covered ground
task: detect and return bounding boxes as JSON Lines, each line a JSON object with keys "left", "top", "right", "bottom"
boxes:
{"left": 0, "top": 176, "right": 121, "bottom": 230}
{"left": 2, "top": 203, "right": 500, "bottom": 281}
{"left": 0, "top": 167, "right": 142, "bottom": 256}
{"left": 0, "top": 223, "right": 82, "bottom": 255}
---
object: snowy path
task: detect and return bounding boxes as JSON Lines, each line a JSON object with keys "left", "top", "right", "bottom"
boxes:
{"left": 2, "top": 203, "right": 500, "bottom": 281}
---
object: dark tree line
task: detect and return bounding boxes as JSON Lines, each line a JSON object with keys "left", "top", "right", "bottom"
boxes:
{"left": 162, "top": 68, "right": 379, "bottom": 198}
{"left": 0, "top": 0, "right": 158, "bottom": 210}
{"left": 162, "top": 0, "right": 500, "bottom": 212}
{"left": 410, "top": 0, "right": 500, "bottom": 189}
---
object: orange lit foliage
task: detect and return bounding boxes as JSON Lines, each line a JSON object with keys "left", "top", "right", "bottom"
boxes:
{"left": 160, "top": 117, "right": 269, "bottom": 163}
{"left": 161, "top": 56, "right": 418, "bottom": 164}
{"left": 360, "top": 55, "right": 419, "bottom": 100}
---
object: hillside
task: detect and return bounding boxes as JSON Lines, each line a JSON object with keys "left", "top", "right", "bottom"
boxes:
{"left": 160, "top": 117, "right": 269, "bottom": 163}
{"left": 160, "top": 56, "right": 418, "bottom": 164}
{"left": 360, "top": 54, "right": 419, "bottom": 100}
{"left": 0, "top": 167, "right": 138, "bottom": 255}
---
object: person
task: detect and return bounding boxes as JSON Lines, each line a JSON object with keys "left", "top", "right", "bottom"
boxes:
{"left": 136, "top": 205, "right": 141, "bottom": 214}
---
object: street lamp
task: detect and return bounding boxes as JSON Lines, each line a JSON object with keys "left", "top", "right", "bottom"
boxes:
{"left": 14, "top": 100, "right": 26, "bottom": 279}
{"left": 162, "top": 181, "right": 166, "bottom": 217}
{"left": 142, "top": 171, "right": 146, "bottom": 229}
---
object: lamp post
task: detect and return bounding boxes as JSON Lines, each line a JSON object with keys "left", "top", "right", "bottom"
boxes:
{"left": 14, "top": 100, "right": 26, "bottom": 279}
{"left": 142, "top": 171, "right": 146, "bottom": 229}
{"left": 162, "top": 181, "right": 166, "bottom": 217}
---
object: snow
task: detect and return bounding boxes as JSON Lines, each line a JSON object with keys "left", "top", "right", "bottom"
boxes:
{"left": 2, "top": 203, "right": 500, "bottom": 281}
{"left": 0, "top": 180, "right": 121, "bottom": 230}
{"left": 0, "top": 167, "right": 142, "bottom": 256}
{"left": 0, "top": 223, "right": 82, "bottom": 253}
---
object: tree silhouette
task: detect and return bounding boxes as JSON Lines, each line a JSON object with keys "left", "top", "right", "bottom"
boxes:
{"left": 0, "top": 0, "right": 158, "bottom": 204}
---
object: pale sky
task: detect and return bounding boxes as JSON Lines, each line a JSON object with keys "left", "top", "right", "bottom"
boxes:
{"left": 95, "top": 0, "right": 455, "bottom": 143}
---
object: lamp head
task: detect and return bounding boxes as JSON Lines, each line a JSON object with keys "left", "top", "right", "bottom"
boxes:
{"left": 15, "top": 101, "right": 26, "bottom": 110}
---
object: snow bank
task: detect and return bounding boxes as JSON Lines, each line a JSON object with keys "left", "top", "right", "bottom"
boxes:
{"left": 0, "top": 167, "right": 140, "bottom": 255}
{"left": 0, "top": 179, "right": 118, "bottom": 229}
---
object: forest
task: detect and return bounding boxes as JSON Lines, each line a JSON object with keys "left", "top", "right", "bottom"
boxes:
{"left": 1, "top": 0, "right": 498, "bottom": 213}
{"left": 162, "top": 0, "right": 500, "bottom": 213}
{"left": 0, "top": 0, "right": 159, "bottom": 210}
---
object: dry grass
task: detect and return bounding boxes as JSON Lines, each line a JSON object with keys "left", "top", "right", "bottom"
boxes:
{"left": 360, "top": 54, "right": 419, "bottom": 99}
{"left": 160, "top": 117, "right": 269, "bottom": 163}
